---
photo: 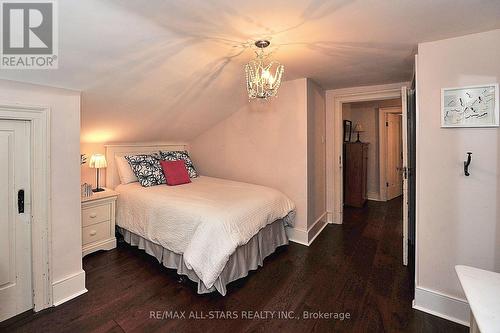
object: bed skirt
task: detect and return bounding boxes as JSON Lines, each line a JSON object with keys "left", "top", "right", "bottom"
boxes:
{"left": 116, "top": 219, "right": 288, "bottom": 296}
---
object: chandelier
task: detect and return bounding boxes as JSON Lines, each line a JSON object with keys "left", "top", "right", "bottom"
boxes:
{"left": 245, "top": 40, "right": 284, "bottom": 100}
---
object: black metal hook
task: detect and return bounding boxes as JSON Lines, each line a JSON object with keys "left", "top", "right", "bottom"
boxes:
{"left": 464, "top": 152, "right": 472, "bottom": 176}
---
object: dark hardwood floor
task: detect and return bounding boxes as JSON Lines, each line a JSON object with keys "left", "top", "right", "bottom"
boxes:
{"left": 2, "top": 198, "right": 467, "bottom": 333}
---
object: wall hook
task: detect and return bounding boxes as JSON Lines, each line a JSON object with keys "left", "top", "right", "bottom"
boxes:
{"left": 464, "top": 152, "right": 472, "bottom": 176}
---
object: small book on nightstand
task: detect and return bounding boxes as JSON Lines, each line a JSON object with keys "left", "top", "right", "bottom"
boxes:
{"left": 81, "top": 187, "right": 119, "bottom": 257}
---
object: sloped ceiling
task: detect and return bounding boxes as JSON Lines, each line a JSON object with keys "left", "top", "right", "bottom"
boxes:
{"left": 1, "top": 0, "right": 500, "bottom": 143}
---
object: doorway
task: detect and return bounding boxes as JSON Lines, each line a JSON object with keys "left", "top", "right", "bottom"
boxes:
{"left": 0, "top": 119, "right": 32, "bottom": 321}
{"left": 329, "top": 84, "right": 415, "bottom": 271}
{"left": 329, "top": 81, "right": 417, "bottom": 297}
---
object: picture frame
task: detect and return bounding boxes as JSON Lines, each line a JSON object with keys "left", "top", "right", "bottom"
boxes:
{"left": 343, "top": 120, "right": 352, "bottom": 142}
{"left": 441, "top": 83, "right": 499, "bottom": 128}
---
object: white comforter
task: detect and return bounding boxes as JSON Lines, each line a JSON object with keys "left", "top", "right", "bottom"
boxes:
{"left": 115, "top": 176, "right": 295, "bottom": 289}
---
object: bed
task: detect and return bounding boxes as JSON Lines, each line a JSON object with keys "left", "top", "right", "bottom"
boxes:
{"left": 105, "top": 144, "right": 295, "bottom": 295}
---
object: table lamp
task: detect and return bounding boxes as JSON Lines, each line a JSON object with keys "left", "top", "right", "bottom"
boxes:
{"left": 89, "top": 154, "right": 107, "bottom": 192}
{"left": 353, "top": 123, "right": 365, "bottom": 143}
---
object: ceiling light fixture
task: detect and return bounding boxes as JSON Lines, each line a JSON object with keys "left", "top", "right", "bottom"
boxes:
{"left": 245, "top": 40, "right": 284, "bottom": 100}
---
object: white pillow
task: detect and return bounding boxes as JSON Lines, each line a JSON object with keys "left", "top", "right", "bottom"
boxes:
{"left": 115, "top": 155, "right": 138, "bottom": 184}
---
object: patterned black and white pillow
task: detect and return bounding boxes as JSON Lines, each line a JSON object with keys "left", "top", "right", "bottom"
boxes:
{"left": 125, "top": 154, "right": 166, "bottom": 187}
{"left": 158, "top": 150, "right": 198, "bottom": 178}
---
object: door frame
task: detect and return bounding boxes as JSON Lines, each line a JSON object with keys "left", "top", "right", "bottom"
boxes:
{"left": 327, "top": 82, "right": 407, "bottom": 224}
{"left": 378, "top": 106, "right": 403, "bottom": 202}
{"left": 0, "top": 103, "right": 52, "bottom": 312}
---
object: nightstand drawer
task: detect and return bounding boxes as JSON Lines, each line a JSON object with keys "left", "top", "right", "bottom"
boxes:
{"left": 82, "top": 203, "right": 111, "bottom": 227}
{"left": 82, "top": 221, "right": 111, "bottom": 246}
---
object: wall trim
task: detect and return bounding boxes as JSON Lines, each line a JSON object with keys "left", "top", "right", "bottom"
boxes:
{"left": 287, "top": 212, "right": 328, "bottom": 246}
{"left": 307, "top": 212, "right": 328, "bottom": 244}
{"left": 52, "top": 270, "right": 87, "bottom": 306}
{"left": 413, "top": 286, "right": 469, "bottom": 327}
{"left": 414, "top": 53, "right": 422, "bottom": 301}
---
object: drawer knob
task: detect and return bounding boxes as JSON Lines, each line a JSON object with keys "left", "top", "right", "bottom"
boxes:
{"left": 89, "top": 213, "right": 97, "bottom": 218}
{"left": 89, "top": 230, "right": 97, "bottom": 236}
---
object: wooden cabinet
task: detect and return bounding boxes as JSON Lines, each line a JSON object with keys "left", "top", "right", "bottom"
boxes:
{"left": 344, "top": 142, "right": 369, "bottom": 208}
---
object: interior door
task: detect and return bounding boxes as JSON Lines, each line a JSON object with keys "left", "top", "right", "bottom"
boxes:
{"left": 407, "top": 71, "right": 417, "bottom": 292}
{"left": 0, "top": 119, "right": 32, "bottom": 321}
{"left": 401, "top": 86, "right": 409, "bottom": 266}
{"left": 385, "top": 113, "right": 403, "bottom": 200}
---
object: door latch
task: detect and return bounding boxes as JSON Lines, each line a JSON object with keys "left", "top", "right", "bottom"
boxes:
{"left": 18, "top": 189, "right": 24, "bottom": 214}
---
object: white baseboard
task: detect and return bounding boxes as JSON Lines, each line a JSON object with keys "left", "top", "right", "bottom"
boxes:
{"left": 307, "top": 213, "right": 328, "bottom": 245}
{"left": 367, "top": 191, "right": 383, "bottom": 201}
{"left": 286, "top": 227, "right": 308, "bottom": 245}
{"left": 52, "top": 270, "right": 87, "bottom": 306}
{"left": 327, "top": 211, "right": 342, "bottom": 224}
{"left": 413, "top": 286, "right": 470, "bottom": 327}
{"left": 287, "top": 212, "right": 328, "bottom": 246}
{"left": 327, "top": 212, "right": 334, "bottom": 223}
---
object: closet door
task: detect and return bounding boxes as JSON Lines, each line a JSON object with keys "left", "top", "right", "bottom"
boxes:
{"left": 0, "top": 119, "right": 32, "bottom": 321}
{"left": 386, "top": 113, "right": 403, "bottom": 200}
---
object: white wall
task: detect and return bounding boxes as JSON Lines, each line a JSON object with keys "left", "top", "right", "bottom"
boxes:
{"left": 191, "top": 78, "right": 309, "bottom": 233}
{"left": 307, "top": 79, "right": 327, "bottom": 229}
{"left": 81, "top": 142, "right": 106, "bottom": 187}
{"left": 415, "top": 29, "right": 500, "bottom": 324}
{"left": 342, "top": 103, "right": 351, "bottom": 122}
{"left": 191, "top": 78, "right": 327, "bottom": 244}
{"left": 0, "top": 80, "right": 85, "bottom": 306}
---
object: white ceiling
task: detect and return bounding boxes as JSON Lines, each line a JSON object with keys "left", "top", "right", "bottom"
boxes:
{"left": 1, "top": 0, "right": 500, "bottom": 142}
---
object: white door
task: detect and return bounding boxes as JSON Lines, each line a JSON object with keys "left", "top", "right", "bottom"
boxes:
{"left": 401, "top": 86, "right": 409, "bottom": 266}
{"left": 385, "top": 113, "right": 403, "bottom": 200}
{"left": 0, "top": 119, "right": 32, "bottom": 321}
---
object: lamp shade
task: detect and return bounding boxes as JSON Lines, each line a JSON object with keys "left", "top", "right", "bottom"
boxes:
{"left": 353, "top": 123, "right": 365, "bottom": 132}
{"left": 89, "top": 154, "right": 107, "bottom": 169}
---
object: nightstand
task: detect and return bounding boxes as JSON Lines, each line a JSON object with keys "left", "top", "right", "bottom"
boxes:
{"left": 81, "top": 188, "right": 119, "bottom": 257}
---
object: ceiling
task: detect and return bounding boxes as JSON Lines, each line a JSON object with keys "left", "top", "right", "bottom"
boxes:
{"left": 1, "top": 0, "right": 500, "bottom": 143}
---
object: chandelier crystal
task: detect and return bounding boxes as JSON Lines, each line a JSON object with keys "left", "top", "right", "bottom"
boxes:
{"left": 245, "top": 40, "right": 284, "bottom": 100}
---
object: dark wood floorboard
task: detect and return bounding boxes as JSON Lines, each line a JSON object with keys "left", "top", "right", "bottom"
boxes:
{"left": 2, "top": 198, "right": 467, "bottom": 333}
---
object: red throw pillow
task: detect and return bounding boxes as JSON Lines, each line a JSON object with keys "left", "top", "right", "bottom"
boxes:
{"left": 160, "top": 160, "right": 191, "bottom": 186}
